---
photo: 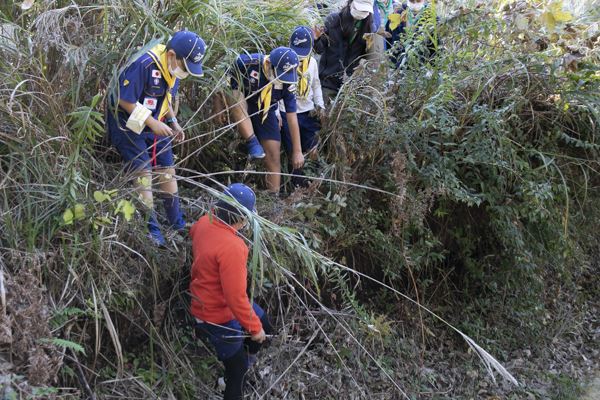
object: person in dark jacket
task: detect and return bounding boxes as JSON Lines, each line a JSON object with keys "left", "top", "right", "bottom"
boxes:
{"left": 313, "top": 0, "right": 375, "bottom": 103}
{"left": 385, "top": 0, "right": 438, "bottom": 68}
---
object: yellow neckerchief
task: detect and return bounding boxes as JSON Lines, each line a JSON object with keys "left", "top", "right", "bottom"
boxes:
{"left": 297, "top": 56, "right": 310, "bottom": 99}
{"left": 256, "top": 56, "right": 273, "bottom": 123}
{"left": 147, "top": 44, "right": 176, "bottom": 121}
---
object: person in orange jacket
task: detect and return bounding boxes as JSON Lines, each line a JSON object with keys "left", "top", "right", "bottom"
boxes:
{"left": 189, "top": 183, "right": 273, "bottom": 400}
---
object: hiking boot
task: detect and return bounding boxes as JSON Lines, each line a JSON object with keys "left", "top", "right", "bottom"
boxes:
{"left": 246, "top": 136, "right": 265, "bottom": 159}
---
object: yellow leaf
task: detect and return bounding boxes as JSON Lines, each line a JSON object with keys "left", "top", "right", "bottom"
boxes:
{"left": 74, "top": 203, "right": 85, "bottom": 220}
{"left": 363, "top": 33, "right": 375, "bottom": 50}
{"left": 541, "top": 11, "right": 556, "bottom": 31}
{"left": 63, "top": 209, "right": 74, "bottom": 225}
{"left": 549, "top": 2, "right": 572, "bottom": 23}
{"left": 388, "top": 14, "right": 402, "bottom": 31}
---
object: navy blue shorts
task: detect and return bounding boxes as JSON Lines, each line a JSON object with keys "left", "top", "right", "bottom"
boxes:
{"left": 249, "top": 107, "right": 281, "bottom": 142}
{"left": 194, "top": 303, "right": 266, "bottom": 361}
{"left": 107, "top": 111, "right": 175, "bottom": 171}
{"left": 281, "top": 111, "right": 320, "bottom": 154}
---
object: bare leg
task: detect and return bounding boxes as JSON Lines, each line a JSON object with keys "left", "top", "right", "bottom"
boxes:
{"left": 156, "top": 167, "right": 177, "bottom": 195}
{"left": 134, "top": 170, "right": 153, "bottom": 208}
{"left": 230, "top": 90, "right": 254, "bottom": 141}
{"left": 261, "top": 139, "right": 281, "bottom": 193}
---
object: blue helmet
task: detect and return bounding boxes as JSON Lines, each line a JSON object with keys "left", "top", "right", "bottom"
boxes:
{"left": 289, "top": 26, "right": 314, "bottom": 58}
{"left": 269, "top": 47, "right": 299, "bottom": 84}
{"left": 169, "top": 30, "right": 206, "bottom": 77}
{"left": 222, "top": 183, "right": 256, "bottom": 213}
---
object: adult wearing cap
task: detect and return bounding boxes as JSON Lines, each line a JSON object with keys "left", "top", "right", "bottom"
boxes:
{"left": 313, "top": 0, "right": 375, "bottom": 102}
{"left": 280, "top": 26, "right": 324, "bottom": 187}
{"left": 106, "top": 30, "right": 206, "bottom": 246}
{"left": 215, "top": 47, "right": 305, "bottom": 193}
{"left": 190, "top": 183, "right": 274, "bottom": 400}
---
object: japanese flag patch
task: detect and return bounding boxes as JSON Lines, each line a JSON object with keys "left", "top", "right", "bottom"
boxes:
{"left": 151, "top": 69, "right": 161, "bottom": 79}
{"left": 143, "top": 97, "right": 157, "bottom": 110}
{"left": 250, "top": 70, "right": 259, "bottom": 80}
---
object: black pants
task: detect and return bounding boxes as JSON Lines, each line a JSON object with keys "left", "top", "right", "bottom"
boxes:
{"left": 196, "top": 315, "right": 274, "bottom": 400}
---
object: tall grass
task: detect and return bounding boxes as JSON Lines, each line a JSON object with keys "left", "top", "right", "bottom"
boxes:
{"left": 1, "top": 0, "right": 598, "bottom": 399}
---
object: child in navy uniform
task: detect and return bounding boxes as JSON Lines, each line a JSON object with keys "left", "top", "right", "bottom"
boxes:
{"left": 106, "top": 31, "right": 206, "bottom": 246}
{"left": 216, "top": 47, "right": 305, "bottom": 193}
{"left": 280, "top": 26, "right": 325, "bottom": 187}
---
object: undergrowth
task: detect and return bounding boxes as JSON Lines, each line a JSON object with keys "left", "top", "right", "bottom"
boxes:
{"left": 0, "top": 0, "right": 599, "bottom": 399}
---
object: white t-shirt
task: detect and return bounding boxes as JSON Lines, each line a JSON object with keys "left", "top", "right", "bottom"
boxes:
{"left": 280, "top": 56, "right": 324, "bottom": 114}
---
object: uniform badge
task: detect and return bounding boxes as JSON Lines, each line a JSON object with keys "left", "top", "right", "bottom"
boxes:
{"left": 288, "top": 84, "right": 297, "bottom": 93}
{"left": 293, "top": 38, "right": 308, "bottom": 46}
{"left": 123, "top": 79, "right": 130, "bottom": 86}
{"left": 143, "top": 98, "right": 157, "bottom": 110}
{"left": 154, "top": 78, "right": 160, "bottom": 85}
{"left": 250, "top": 70, "right": 259, "bottom": 80}
{"left": 151, "top": 70, "right": 161, "bottom": 78}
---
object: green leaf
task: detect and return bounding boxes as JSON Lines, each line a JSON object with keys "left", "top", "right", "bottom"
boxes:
{"left": 39, "top": 338, "right": 86, "bottom": 355}
{"left": 63, "top": 208, "right": 74, "bottom": 225}
{"left": 90, "top": 93, "right": 102, "bottom": 109}
{"left": 74, "top": 203, "right": 85, "bottom": 220}
{"left": 94, "top": 190, "right": 109, "bottom": 203}
{"left": 137, "top": 176, "right": 151, "bottom": 187}
{"left": 115, "top": 199, "right": 135, "bottom": 221}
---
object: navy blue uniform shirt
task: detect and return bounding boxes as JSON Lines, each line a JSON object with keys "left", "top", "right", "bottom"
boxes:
{"left": 112, "top": 53, "right": 180, "bottom": 134}
{"left": 230, "top": 53, "right": 297, "bottom": 114}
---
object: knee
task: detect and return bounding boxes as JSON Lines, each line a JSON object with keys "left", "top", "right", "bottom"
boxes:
{"left": 156, "top": 168, "right": 177, "bottom": 185}
{"left": 264, "top": 150, "right": 281, "bottom": 171}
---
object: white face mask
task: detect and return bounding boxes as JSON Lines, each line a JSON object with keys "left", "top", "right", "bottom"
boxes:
{"left": 408, "top": 1, "right": 425, "bottom": 12}
{"left": 171, "top": 65, "right": 189, "bottom": 80}
{"left": 350, "top": 6, "right": 370, "bottom": 20}
{"left": 169, "top": 56, "right": 190, "bottom": 80}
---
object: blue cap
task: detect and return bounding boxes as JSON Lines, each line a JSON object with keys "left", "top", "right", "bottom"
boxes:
{"left": 289, "top": 26, "right": 314, "bottom": 58}
{"left": 169, "top": 30, "right": 206, "bottom": 77}
{"left": 269, "top": 47, "right": 299, "bottom": 84}
{"left": 223, "top": 183, "right": 256, "bottom": 213}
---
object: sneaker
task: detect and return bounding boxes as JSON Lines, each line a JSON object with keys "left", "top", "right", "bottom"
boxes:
{"left": 217, "top": 376, "right": 226, "bottom": 391}
{"left": 247, "top": 136, "right": 265, "bottom": 159}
